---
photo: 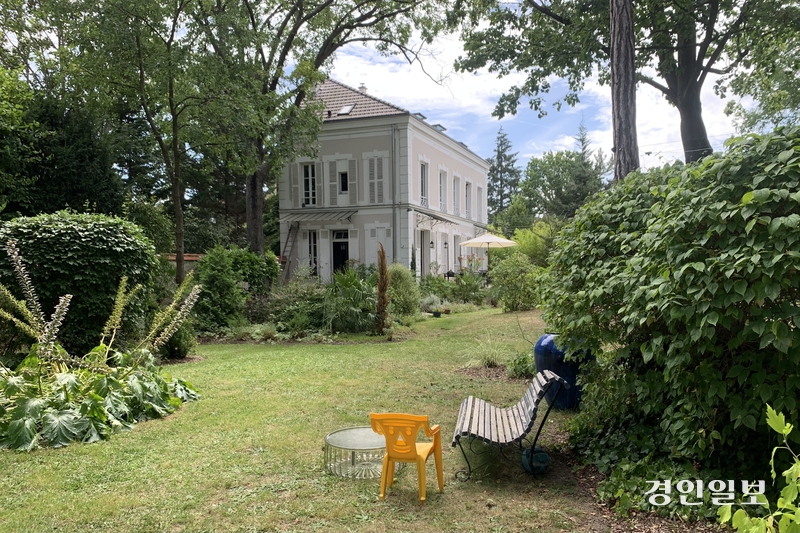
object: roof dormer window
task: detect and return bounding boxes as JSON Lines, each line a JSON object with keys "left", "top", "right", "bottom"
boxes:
{"left": 338, "top": 104, "right": 355, "bottom": 115}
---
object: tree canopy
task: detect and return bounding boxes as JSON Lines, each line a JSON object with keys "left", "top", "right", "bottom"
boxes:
{"left": 721, "top": 14, "right": 800, "bottom": 132}
{"left": 0, "top": 0, "right": 447, "bottom": 277}
{"left": 449, "top": 0, "right": 799, "bottom": 163}
{"left": 521, "top": 124, "right": 610, "bottom": 219}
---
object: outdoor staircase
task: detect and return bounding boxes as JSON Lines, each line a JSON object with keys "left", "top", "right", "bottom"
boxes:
{"left": 280, "top": 222, "right": 299, "bottom": 283}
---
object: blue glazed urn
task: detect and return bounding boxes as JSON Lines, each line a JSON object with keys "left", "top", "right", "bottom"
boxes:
{"left": 533, "top": 333, "right": 591, "bottom": 410}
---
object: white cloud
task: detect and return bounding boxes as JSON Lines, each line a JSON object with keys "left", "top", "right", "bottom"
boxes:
{"left": 330, "top": 34, "right": 740, "bottom": 170}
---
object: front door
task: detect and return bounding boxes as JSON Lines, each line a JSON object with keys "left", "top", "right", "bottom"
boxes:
{"left": 332, "top": 231, "right": 349, "bottom": 272}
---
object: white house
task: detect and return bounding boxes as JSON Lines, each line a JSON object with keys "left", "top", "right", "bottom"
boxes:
{"left": 278, "top": 79, "right": 489, "bottom": 281}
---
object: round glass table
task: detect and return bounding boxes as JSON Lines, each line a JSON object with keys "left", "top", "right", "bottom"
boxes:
{"left": 324, "top": 426, "right": 404, "bottom": 479}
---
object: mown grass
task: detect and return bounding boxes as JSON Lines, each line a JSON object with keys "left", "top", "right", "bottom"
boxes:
{"left": 0, "top": 308, "right": 602, "bottom": 533}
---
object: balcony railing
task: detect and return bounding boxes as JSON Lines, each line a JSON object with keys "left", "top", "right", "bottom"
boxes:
{"left": 440, "top": 201, "right": 446, "bottom": 212}
{"left": 465, "top": 208, "right": 471, "bottom": 219}
{"left": 420, "top": 196, "right": 429, "bottom": 208}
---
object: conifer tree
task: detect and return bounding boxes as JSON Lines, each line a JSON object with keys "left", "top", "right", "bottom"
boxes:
{"left": 486, "top": 127, "right": 522, "bottom": 222}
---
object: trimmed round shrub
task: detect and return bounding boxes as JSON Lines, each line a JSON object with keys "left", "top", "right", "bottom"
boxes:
{"left": 0, "top": 211, "right": 156, "bottom": 355}
{"left": 542, "top": 127, "right": 800, "bottom": 512}
{"left": 388, "top": 263, "right": 420, "bottom": 316}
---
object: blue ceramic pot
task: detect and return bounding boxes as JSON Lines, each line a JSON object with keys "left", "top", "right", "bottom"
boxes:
{"left": 533, "top": 333, "right": 591, "bottom": 410}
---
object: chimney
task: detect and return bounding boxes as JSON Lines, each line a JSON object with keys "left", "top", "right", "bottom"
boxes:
{"left": 358, "top": 83, "right": 367, "bottom": 94}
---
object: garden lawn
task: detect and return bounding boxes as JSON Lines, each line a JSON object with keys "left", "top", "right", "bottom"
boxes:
{"left": 0, "top": 309, "right": 601, "bottom": 533}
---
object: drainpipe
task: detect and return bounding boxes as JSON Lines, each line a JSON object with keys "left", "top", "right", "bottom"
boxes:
{"left": 391, "top": 123, "right": 398, "bottom": 260}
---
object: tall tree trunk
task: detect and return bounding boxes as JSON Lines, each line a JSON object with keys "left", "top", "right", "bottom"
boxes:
{"left": 172, "top": 173, "right": 185, "bottom": 284}
{"left": 610, "top": 0, "right": 640, "bottom": 181}
{"left": 246, "top": 163, "right": 267, "bottom": 254}
{"left": 169, "top": 72, "right": 184, "bottom": 284}
{"left": 677, "top": 87, "right": 713, "bottom": 163}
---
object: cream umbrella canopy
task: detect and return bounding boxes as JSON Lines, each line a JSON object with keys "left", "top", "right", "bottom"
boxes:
{"left": 458, "top": 233, "right": 517, "bottom": 270}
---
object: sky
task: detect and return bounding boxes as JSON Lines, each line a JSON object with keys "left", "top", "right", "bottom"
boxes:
{"left": 329, "top": 34, "right": 745, "bottom": 171}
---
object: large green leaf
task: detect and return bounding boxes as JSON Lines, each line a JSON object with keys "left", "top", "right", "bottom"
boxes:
{"left": 170, "top": 378, "right": 200, "bottom": 402}
{"left": 11, "top": 397, "right": 47, "bottom": 419}
{"left": 3, "top": 375, "right": 27, "bottom": 396}
{"left": 53, "top": 373, "right": 81, "bottom": 397}
{"left": 767, "top": 405, "right": 793, "bottom": 436}
{"left": 41, "top": 409, "right": 89, "bottom": 448}
{"left": 2, "top": 417, "right": 39, "bottom": 451}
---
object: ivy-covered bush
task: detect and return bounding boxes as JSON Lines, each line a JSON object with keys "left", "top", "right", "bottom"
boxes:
{"left": 0, "top": 211, "right": 157, "bottom": 355}
{"left": 490, "top": 252, "right": 542, "bottom": 312}
{"left": 388, "top": 263, "right": 420, "bottom": 317}
{"left": 542, "top": 128, "right": 800, "bottom": 515}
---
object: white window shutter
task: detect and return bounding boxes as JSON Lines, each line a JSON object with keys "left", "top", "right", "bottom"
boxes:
{"left": 368, "top": 158, "right": 376, "bottom": 204}
{"left": 329, "top": 161, "right": 337, "bottom": 207}
{"left": 348, "top": 159, "right": 358, "bottom": 205}
{"left": 376, "top": 156, "right": 384, "bottom": 203}
{"left": 315, "top": 162, "right": 323, "bottom": 205}
{"left": 291, "top": 164, "right": 300, "bottom": 208}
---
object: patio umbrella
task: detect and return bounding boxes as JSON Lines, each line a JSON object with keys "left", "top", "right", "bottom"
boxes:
{"left": 458, "top": 233, "right": 517, "bottom": 270}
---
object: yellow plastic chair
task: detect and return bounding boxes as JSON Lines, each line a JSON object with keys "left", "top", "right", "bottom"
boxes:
{"left": 369, "top": 413, "right": 444, "bottom": 502}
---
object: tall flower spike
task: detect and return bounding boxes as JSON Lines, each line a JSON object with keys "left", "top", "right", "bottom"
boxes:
{"left": 152, "top": 284, "right": 201, "bottom": 350}
{"left": 5, "top": 239, "right": 45, "bottom": 331}
{"left": 141, "top": 272, "right": 196, "bottom": 347}
{"left": 38, "top": 294, "right": 72, "bottom": 360}
{"left": 0, "top": 283, "right": 42, "bottom": 337}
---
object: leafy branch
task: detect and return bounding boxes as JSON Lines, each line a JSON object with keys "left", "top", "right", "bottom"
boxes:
{"left": 719, "top": 405, "right": 800, "bottom": 532}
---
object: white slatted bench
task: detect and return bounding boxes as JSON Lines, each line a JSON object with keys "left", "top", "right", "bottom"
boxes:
{"left": 451, "top": 370, "right": 568, "bottom": 479}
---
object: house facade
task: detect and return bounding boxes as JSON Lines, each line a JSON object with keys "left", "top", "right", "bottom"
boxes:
{"left": 278, "top": 79, "right": 489, "bottom": 281}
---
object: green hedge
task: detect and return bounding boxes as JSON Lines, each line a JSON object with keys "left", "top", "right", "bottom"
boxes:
{"left": 541, "top": 128, "right": 800, "bottom": 500}
{"left": 0, "top": 211, "right": 156, "bottom": 355}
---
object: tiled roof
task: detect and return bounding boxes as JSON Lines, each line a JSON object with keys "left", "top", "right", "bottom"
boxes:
{"left": 314, "top": 79, "right": 408, "bottom": 122}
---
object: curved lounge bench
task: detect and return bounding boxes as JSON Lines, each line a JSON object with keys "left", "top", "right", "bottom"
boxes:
{"left": 451, "top": 370, "right": 568, "bottom": 478}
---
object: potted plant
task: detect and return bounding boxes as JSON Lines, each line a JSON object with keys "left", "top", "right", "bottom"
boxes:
{"left": 432, "top": 307, "right": 442, "bottom": 318}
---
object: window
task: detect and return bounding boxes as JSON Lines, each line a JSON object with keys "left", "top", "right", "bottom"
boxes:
{"left": 338, "top": 104, "right": 355, "bottom": 115}
{"left": 308, "top": 230, "right": 318, "bottom": 274}
{"left": 339, "top": 171, "right": 348, "bottom": 193}
{"left": 420, "top": 162, "right": 428, "bottom": 207}
{"left": 477, "top": 186, "right": 484, "bottom": 223}
{"left": 439, "top": 171, "right": 447, "bottom": 211}
{"left": 465, "top": 182, "right": 472, "bottom": 219}
{"left": 303, "top": 164, "right": 316, "bottom": 206}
